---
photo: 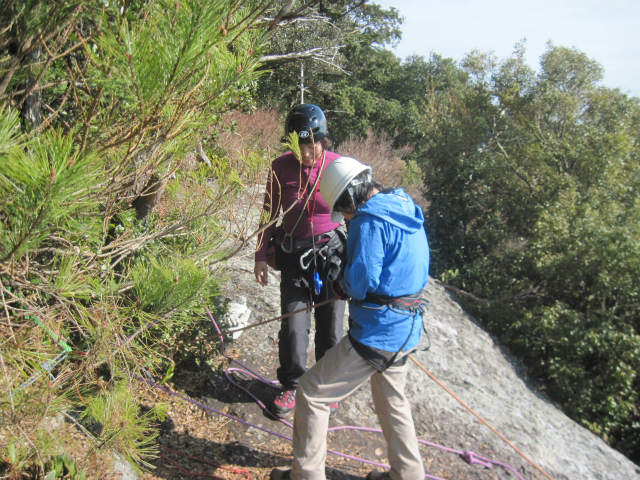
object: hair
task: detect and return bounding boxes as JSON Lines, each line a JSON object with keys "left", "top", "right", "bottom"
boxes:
{"left": 333, "top": 170, "right": 380, "bottom": 214}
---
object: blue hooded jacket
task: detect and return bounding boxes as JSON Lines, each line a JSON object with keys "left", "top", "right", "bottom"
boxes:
{"left": 341, "top": 188, "right": 430, "bottom": 352}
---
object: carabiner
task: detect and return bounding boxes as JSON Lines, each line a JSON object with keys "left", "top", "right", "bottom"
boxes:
{"left": 316, "top": 244, "right": 329, "bottom": 261}
{"left": 299, "top": 248, "right": 315, "bottom": 270}
{"left": 281, "top": 233, "right": 294, "bottom": 253}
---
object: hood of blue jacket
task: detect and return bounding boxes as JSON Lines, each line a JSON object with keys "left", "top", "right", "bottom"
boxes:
{"left": 356, "top": 188, "right": 425, "bottom": 233}
{"left": 343, "top": 187, "right": 430, "bottom": 352}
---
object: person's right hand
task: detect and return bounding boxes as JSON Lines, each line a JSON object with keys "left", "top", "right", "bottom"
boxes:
{"left": 254, "top": 260, "right": 269, "bottom": 286}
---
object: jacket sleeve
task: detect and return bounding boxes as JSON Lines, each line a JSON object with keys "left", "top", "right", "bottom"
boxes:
{"left": 255, "top": 165, "right": 281, "bottom": 262}
{"left": 341, "top": 217, "right": 385, "bottom": 300}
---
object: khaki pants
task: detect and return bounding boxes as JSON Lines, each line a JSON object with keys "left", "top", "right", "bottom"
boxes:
{"left": 291, "top": 336, "right": 425, "bottom": 480}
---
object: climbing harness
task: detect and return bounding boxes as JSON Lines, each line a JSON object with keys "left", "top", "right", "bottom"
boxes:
{"left": 362, "top": 292, "right": 428, "bottom": 315}
{"left": 352, "top": 293, "right": 430, "bottom": 371}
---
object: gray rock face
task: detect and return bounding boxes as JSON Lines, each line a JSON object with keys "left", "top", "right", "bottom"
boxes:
{"left": 401, "top": 279, "right": 639, "bottom": 480}
{"left": 224, "top": 248, "right": 640, "bottom": 480}
{"left": 111, "top": 451, "right": 139, "bottom": 480}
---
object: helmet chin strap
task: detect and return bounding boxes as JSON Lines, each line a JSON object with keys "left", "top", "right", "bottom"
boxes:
{"left": 345, "top": 186, "right": 357, "bottom": 212}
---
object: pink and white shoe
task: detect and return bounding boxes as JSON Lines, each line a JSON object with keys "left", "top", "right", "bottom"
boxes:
{"left": 272, "top": 389, "right": 296, "bottom": 417}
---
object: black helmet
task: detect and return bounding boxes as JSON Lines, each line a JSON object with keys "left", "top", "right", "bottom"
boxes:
{"left": 285, "top": 104, "right": 328, "bottom": 143}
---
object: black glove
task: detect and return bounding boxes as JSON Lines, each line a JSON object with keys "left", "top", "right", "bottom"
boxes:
{"left": 323, "top": 255, "right": 344, "bottom": 283}
{"left": 319, "top": 226, "right": 347, "bottom": 282}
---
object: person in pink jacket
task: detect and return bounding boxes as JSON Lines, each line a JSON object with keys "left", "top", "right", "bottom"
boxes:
{"left": 254, "top": 104, "right": 346, "bottom": 418}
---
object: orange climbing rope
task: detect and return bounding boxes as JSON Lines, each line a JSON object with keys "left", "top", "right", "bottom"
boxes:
{"left": 409, "top": 355, "right": 556, "bottom": 480}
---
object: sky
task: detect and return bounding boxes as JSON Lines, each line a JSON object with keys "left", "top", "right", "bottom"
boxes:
{"left": 373, "top": 0, "right": 640, "bottom": 98}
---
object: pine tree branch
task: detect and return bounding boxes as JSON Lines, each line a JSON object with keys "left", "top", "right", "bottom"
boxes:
{"left": 0, "top": 171, "right": 54, "bottom": 264}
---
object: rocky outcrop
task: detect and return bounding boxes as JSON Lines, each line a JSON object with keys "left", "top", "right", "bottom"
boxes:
{"left": 400, "top": 278, "right": 639, "bottom": 480}
{"left": 221, "top": 243, "right": 640, "bottom": 480}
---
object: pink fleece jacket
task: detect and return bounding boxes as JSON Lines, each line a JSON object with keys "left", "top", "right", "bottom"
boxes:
{"left": 255, "top": 150, "right": 342, "bottom": 262}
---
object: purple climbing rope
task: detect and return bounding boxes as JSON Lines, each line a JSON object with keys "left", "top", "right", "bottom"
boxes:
{"left": 204, "top": 307, "right": 526, "bottom": 480}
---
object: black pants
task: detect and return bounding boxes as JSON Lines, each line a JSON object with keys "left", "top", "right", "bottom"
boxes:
{"left": 277, "top": 265, "right": 346, "bottom": 390}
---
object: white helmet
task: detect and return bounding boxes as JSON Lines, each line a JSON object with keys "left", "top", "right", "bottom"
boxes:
{"left": 320, "top": 156, "right": 372, "bottom": 222}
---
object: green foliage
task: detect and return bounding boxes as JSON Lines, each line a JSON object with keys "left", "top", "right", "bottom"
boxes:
{"left": 82, "top": 382, "right": 168, "bottom": 470}
{"left": 402, "top": 159, "right": 422, "bottom": 189}
{"left": 418, "top": 43, "right": 640, "bottom": 461}
{"left": 43, "top": 454, "right": 87, "bottom": 480}
{"left": 87, "top": 0, "right": 262, "bottom": 142}
{"left": 0, "top": 0, "right": 272, "bottom": 475}
{"left": 282, "top": 131, "right": 302, "bottom": 160}
{"left": 255, "top": 1, "right": 402, "bottom": 126}
{"left": 0, "top": 109, "right": 103, "bottom": 262}
{"left": 132, "top": 257, "right": 207, "bottom": 314}
{"left": 130, "top": 255, "right": 225, "bottom": 369}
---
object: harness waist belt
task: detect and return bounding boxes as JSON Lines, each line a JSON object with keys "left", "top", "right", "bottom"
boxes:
{"left": 362, "top": 292, "right": 427, "bottom": 313}
{"left": 287, "top": 232, "right": 332, "bottom": 252}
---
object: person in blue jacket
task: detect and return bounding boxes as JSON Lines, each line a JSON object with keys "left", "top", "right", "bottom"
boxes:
{"left": 270, "top": 157, "right": 429, "bottom": 480}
